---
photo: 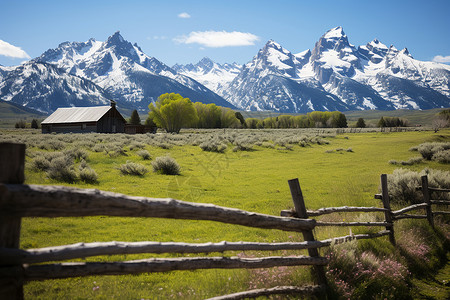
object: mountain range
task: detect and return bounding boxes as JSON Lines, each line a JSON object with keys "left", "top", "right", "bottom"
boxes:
{"left": 0, "top": 27, "right": 448, "bottom": 114}
{"left": 176, "top": 27, "right": 449, "bottom": 113}
{"left": 0, "top": 31, "right": 234, "bottom": 114}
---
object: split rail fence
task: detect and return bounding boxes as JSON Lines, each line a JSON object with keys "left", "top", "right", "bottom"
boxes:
{"left": 0, "top": 143, "right": 448, "bottom": 299}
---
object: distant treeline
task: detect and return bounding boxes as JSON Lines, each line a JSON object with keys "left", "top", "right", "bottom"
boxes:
{"left": 244, "top": 111, "right": 348, "bottom": 129}
{"left": 377, "top": 117, "right": 409, "bottom": 127}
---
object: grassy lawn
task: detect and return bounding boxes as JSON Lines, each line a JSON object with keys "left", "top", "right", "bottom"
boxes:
{"left": 1, "top": 128, "right": 448, "bottom": 299}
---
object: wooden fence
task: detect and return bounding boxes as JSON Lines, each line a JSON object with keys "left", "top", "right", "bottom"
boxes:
{"left": 0, "top": 143, "right": 448, "bottom": 299}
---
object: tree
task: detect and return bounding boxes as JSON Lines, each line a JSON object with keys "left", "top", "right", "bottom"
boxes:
{"left": 15, "top": 120, "right": 26, "bottom": 128}
{"left": 148, "top": 93, "right": 198, "bottom": 133}
{"left": 129, "top": 109, "right": 141, "bottom": 125}
{"left": 330, "top": 112, "right": 347, "bottom": 128}
{"left": 356, "top": 118, "right": 366, "bottom": 128}
{"left": 145, "top": 116, "right": 158, "bottom": 133}
{"left": 378, "top": 117, "right": 386, "bottom": 128}
{"left": 432, "top": 116, "right": 449, "bottom": 133}
{"left": 31, "top": 119, "right": 39, "bottom": 129}
{"left": 235, "top": 112, "right": 246, "bottom": 127}
{"left": 220, "top": 107, "right": 239, "bottom": 128}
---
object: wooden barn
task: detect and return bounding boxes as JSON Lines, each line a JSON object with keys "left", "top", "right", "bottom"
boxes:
{"left": 41, "top": 102, "right": 126, "bottom": 134}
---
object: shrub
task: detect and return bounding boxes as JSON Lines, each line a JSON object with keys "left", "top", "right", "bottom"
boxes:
{"left": 129, "top": 141, "right": 146, "bottom": 150}
{"left": 92, "top": 144, "right": 105, "bottom": 152}
{"left": 417, "top": 142, "right": 450, "bottom": 160}
{"left": 232, "top": 140, "right": 253, "bottom": 152}
{"left": 46, "top": 156, "right": 77, "bottom": 183}
{"left": 32, "top": 156, "right": 51, "bottom": 171}
{"left": 136, "top": 150, "right": 151, "bottom": 160}
{"left": 79, "top": 167, "right": 98, "bottom": 184}
{"left": 64, "top": 148, "right": 88, "bottom": 161}
{"left": 386, "top": 168, "right": 450, "bottom": 204}
{"left": 105, "top": 143, "right": 127, "bottom": 157}
{"left": 31, "top": 152, "right": 65, "bottom": 171}
{"left": 119, "top": 161, "right": 148, "bottom": 176}
{"left": 432, "top": 149, "right": 450, "bottom": 163}
{"left": 199, "top": 140, "right": 227, "bottom": 153}
{"left": 152, "top": 156, "right": 180, "bottom": 175}
{"left": 261, "top": 142, "right": 275, "bottom": 149}
{"left": 389, "top": 157, "right": 422, "bottom": 165}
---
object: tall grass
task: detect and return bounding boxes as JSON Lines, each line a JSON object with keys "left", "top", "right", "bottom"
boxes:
{"left": 0, "top": 128, "right": 447, "bottom": 298}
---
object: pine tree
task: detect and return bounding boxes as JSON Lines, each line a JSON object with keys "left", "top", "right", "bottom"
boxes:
{"left": 356, "top": 118, "right": 366, "bottom": 128}
{"left": 378, "top": 117, "right": 386, "bottom": 128}
{"left": 129, "top": 110, "right": 141, "bottom": 125}
{"left": 31, "top": 119, "right": 39, "bottom": 129}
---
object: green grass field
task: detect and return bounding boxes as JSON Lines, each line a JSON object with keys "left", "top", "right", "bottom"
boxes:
{"left": 1, "top": 128, "right": 448, "bottom": 299}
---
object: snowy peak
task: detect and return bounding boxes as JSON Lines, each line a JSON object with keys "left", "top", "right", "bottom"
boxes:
{"left": 313, "top": 26, "right": 351, "bottom": 58}
{"left": 197, "top": 57, "right": 215, "bottom": 72}
{"left": 323, "top": 26, "right": 346, "bottom": 39}
{"left": 173, "top": 57, "right": 242, "bottom": 96}
{"left": 105, "top": 31, "right": 125, "bottom": 47}
{"left": 243, "top": 39, "right": 308, "bottom": 79}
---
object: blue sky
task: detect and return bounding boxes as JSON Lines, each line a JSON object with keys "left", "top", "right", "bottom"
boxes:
{"left": 1, "top": 0, "right": 449, "bottom": 67}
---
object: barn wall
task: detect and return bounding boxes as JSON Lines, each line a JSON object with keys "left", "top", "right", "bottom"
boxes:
{"left": 41, "top": 122, "right": 97, "bottom": 134}
{"left": 97, "top": 107, "right": 126, "bottom": 133}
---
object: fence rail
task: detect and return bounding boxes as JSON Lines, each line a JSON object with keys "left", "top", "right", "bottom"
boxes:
{"left": 0, "top": 143, "right": 448, "bottom": 300}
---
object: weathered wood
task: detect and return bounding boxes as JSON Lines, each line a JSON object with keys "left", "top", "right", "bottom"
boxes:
{"left": 315, "top": 221, "right": 393, "bottom": 227}
{"left": 308, "top": 206, "right": 388, "bottom": 216}
{"left": 2, "top": 256, "right": 328, "bottom": 281}
{"left": 321, "top": 230, "right": 391, "bottom": 245}
{"left": 380, "top": 174, "right": 395, "bottom": 245}
{"left": 0, "top": 240, "right": 327, "bottom": 265}
{"left": 421, "top": 176, "right": 434, "bottom": 228}
{"left": 0, "top": 230, "right": 392, "bottom": 265}
{"left": 282, "top": 206, "right": 388, "bottom": 217}
{"left": 392, "top": 203, "right": 428, "bottom": 216}
{"left": 393, "top": 214, "right": 428, "bottom": 220}
{"left": 0, "top": 143, "right": 25, "bottom": 300}
{"left": 0, "top": 184, "right": 315, "bottom": 232}
{"left": 288, "top": 178, "right": 328, "bottom": 289}
{"left": 433, "top": 211, "right": 450, "bottom": 216}
{"left": 205, "top": 285, "right": 325, "bottom": 300}
{"left": 431, "top": 200, "right": 450, "bottom": 205}
{"left": 374, "top": 193, "right": 382, "bottom": 200}
{"left": 428, "top": 187, "right": 450, "bottom": 192}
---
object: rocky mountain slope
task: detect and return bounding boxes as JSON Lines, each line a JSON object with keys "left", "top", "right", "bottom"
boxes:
{"left": 172, "top": 57, "right": 241, "bottom": 97}
{"left": 222, "top": 27, "right": 450, "bottom": 112}
{"left": 0, "top": 32, "right": 235, "bottom": 114}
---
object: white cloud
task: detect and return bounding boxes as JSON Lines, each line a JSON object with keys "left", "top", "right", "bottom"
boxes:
{"left": 174, "top": 30, "right": 259, "bottom": 48}
{"left": 432, "top": 55, "right": 450, "bottom": 63}
{"left": 178, "top": 12, "right": 191, "bottom": 19}
{"left": 0, "top": 40, "right": 30, "bottom": 59}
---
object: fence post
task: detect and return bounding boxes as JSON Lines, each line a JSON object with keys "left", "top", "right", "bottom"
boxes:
{"left": 288, "top": 179, "right": 327, "bottom": 289}
{"left": 0, "top": 143, "right": 25, "bottom": 300}
{"left": 380, "top": 174, "right": 395, "bottom": 246}
{"left": 421, "top": 175, "right": 434, "bottom": 228}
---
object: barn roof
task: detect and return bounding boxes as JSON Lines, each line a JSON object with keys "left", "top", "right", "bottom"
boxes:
{"left": 41, "top": 106, "right": 115, "bottom": 124}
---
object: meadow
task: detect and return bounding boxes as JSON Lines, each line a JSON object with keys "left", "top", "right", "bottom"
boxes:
{"left": 1, "top": 127, "right": 449, "bottom": 299}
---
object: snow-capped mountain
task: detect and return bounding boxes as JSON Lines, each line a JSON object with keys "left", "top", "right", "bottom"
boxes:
{"left": 224, "top": 27, "right": 449, "bottom": 112}
{"left": 223, "top": 40, "right": 350, "bottom": 112}
{"left": 172, "top": 57, "right": 241, "bottom": 97}
{"left": 0, "top": 62, "right": 111, "bottom": 113}
{"left": 32, "top": 31, "right": 234, "bottom": 112}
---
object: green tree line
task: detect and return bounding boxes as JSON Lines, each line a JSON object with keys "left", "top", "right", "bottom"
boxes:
{"left": 244, "top": 111, "right": 347, "bottom": 129}
{"left": 147, "top": 93, "right": 349, "bottom": 133}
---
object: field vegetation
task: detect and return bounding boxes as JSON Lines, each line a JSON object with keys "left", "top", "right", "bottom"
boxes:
{"left": 0, "top": 127, "right": 449, "bottom": 299}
